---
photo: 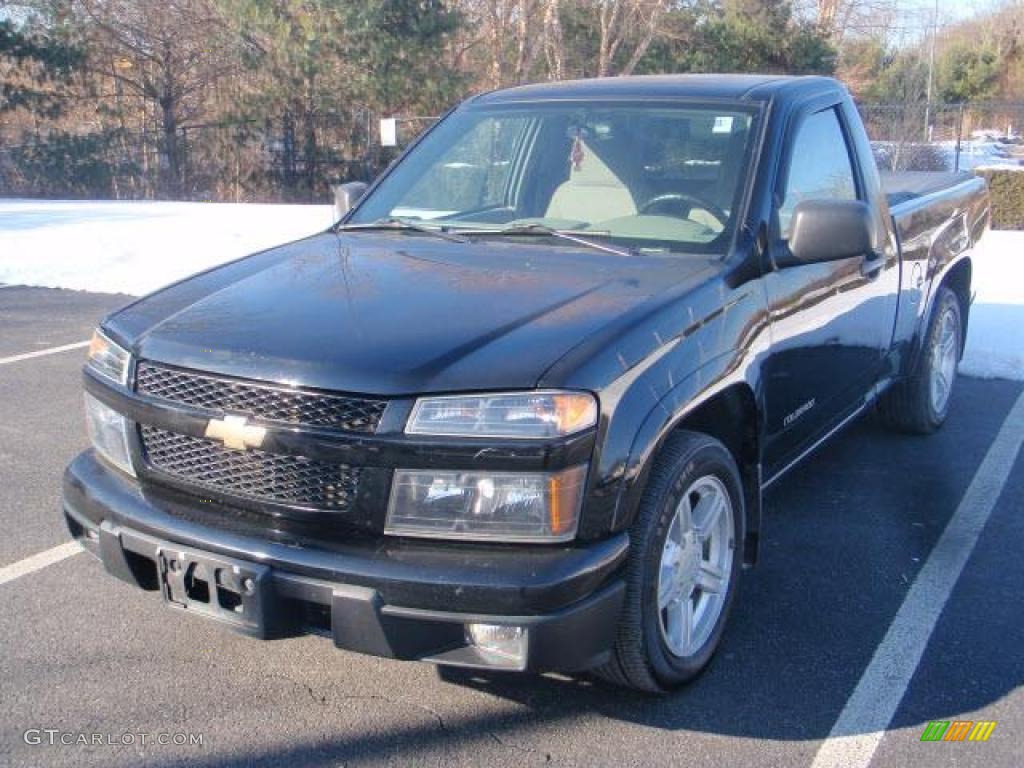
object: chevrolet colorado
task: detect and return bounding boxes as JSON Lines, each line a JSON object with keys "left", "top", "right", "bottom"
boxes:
{"left": 64, "top": 75, "right": 989, "bottom": 692}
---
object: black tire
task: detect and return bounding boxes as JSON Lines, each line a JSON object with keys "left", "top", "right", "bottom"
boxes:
{"left": 877, "top": 286, "right": 962, "bottom": 434}
{"left": 594, "top": 430, "right": 744, "bottom": 693}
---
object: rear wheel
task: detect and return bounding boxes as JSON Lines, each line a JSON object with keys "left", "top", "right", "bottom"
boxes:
{"left": 878, "top": 286, "right": 962, "bottom": 433}
{"left": 594, "top": 431, "right": 743, "bottom": 692}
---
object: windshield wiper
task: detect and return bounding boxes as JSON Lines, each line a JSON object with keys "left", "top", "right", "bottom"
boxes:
{"left": 335, "top": 217, "right": 470, "bottom": 243}
{"left": 458, "top": 223, "right": 637, "bottom": 258}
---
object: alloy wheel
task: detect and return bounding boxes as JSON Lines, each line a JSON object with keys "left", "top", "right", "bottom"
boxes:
{"left": 929, "top": 304, "right": 959, "bottom": 416}
{"left": 657, "top": 475, "right": 735, "bottom": 658}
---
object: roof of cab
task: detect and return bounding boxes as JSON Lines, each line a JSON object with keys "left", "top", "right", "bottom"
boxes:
{"left": 470, "top": 74, "right": 843, "bottom": 105}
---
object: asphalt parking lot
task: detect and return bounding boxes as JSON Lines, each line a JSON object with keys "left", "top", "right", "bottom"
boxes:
{"left": 1, "top": 285, "right": 1022, "bottom": 768}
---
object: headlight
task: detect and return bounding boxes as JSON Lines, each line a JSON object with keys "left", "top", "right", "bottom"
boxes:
{"left": 87, "top": 329, "right": 130, "bottom": 386}
{"left": 406, "top": 391, "right": 597, "bottom": 439}
{"left": 386, "top": 465, "right": 587, "bottom": 542}
{"left": 84, "top": 392, "right": 135, "bottom": 476}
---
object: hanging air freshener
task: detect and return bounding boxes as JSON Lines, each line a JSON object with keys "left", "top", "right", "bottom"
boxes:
{"left": 570, "top": 130, "right": 585, "bottom": 172}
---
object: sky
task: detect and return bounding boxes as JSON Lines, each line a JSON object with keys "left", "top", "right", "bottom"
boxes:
{"left": 878, "top": 0, "right": 1009, "bottom": 46}
{"left": 902, "top": 0, "right": 1009, "bottom": 25}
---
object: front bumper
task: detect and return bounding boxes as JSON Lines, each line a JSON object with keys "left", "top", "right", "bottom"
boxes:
{"left": 63, "top": 451, "right": 627, "bottom": 672}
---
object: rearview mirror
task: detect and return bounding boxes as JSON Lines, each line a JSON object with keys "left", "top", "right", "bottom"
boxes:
{"left": 780, "top": 199, "right": 874, "bottom": 267}
{"left": 334, "top": 181, "right": 368, "bottom": 219}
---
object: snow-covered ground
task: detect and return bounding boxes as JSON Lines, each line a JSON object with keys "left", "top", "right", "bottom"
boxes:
{"left": 958, "top": 229, "right": 1023, "bottom": 381}
{"left": 0, "top": 199, "right": 1021, "bottom": 381}
{"left": 0, "top": 199, "right": 334, "bottom": 296}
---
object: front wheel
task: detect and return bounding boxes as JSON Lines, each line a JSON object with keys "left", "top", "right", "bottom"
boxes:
{"left": 878, "top": 285, "right": 962, "bottom": 433}
{"left": 594, "top": 431, "right": 744, "bottom": 692}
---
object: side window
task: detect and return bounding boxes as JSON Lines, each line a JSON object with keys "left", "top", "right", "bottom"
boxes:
{"left": 778, "top": 108, "right": 857, "bottom": 237}
{"left": 398, "top": 116, "right": 529, "bottom": 217}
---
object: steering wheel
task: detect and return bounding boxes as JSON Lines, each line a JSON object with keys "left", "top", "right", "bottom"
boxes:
{"left": 640, "top": 193, "right": 729, "bottom": 230}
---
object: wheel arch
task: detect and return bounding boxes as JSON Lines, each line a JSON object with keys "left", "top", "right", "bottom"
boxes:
{"left": 616, "top": 378, "right": 763, "bottom": 566}
{"left": 941, "top": 257, "right": 971, "bottom": 358}
{"left": 904, "top": 253, "right": 972, "bottom": 380}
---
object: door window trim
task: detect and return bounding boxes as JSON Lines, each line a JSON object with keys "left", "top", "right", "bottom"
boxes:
{"left": 777, "top": 105, "right": 861, "bottom": 214}
{"left": 769, "top": 98, "right": 863, "bottom": 257}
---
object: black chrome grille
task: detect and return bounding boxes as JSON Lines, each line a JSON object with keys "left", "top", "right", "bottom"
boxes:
{"left": 135, "top": 361, "right": 386, "bottom": 433}
{"left": 140, "top": 425, "right": 360, "bottom": 511}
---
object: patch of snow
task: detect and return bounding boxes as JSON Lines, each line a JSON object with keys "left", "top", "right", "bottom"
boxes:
{"left": 0, "top": 199, "right": 335, "bottom": 296}
{"left": 975, "top": 163, "right": 1024, "bottom": 172}
{"left": 959, "top": 229, "right": 1024, "bottom": 381}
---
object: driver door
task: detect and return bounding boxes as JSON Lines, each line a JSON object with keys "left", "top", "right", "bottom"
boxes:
{"left": 761, "top": 103, "right": 894, "bottom": 478}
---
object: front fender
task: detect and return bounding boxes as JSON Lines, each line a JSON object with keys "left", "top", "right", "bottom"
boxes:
{"left": 562, "top": 275, "right": 770, "bottom": 542}
{"left": 610, "top": 348, "right": 762, "bottom": 537}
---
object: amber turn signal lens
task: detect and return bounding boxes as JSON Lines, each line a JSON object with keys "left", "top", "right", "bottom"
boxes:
{"left": 87, "top": 331, "right": 108, "bottom": 359}
{"left": 86, "top": 329, "right": 130, "bottom": 385}
{"left": 552, "top": 393, "right": 599, "bottom": 437}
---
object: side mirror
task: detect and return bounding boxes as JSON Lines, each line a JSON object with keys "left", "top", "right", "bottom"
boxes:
{"left": 780, "top": 199, "right": 874, "bottom": 267}
{"left": 333, "top": 181, "right": 368, "bottom": 219}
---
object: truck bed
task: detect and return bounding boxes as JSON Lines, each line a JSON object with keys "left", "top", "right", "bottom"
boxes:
{"left": 883, "top": 171, "right": 988, "bottom": 315}
{"left": 881, "top": 170, "right": 975, "bottom": 208}
{"left": 883, "top": 172, "right": 987, "bottom": 234}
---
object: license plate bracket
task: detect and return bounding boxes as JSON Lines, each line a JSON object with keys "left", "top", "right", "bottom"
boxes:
{"left": 157, "top": 546, "right": 276, "bottom": 638}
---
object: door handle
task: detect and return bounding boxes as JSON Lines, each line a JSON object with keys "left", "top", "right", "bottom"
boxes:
{"left": 860, "top": 254, "right": 884, "bottom": 278}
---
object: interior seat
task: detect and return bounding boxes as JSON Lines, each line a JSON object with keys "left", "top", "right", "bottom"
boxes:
{"left": 545, "top": 140, "right": 637, "bottom": 223}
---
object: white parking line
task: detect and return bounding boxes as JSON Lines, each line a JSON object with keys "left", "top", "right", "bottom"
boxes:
{"left": 0, "top": 340, "right": 89, "bottom": 366}
{"left": 0, "top": 542, "right": 83, "bottom": 587}
{"left": 811, "top": 387, "right": 1024, "bottom": 768}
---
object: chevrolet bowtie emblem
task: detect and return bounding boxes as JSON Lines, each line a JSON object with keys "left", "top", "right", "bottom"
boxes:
{"left": 204, "top": 414, "right": 266, "bottom": 451}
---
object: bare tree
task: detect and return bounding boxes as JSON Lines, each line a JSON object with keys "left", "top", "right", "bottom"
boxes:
{"left": 76, "top": 0, "right": 238, "bottom": 196}
{"left": 459, "top": 0, "right": 545, "bottom": 88}
{"left": 594, "top": 0, "right": 668, "bottom": 77}
{"left": 458, "top": 0, "right": 670, "bottom": 84}
{"left": 810, "top": 0, "right": 900, "bottom": 48}
{"left": 542, "top": 0, "right": 565, "bottom": 80}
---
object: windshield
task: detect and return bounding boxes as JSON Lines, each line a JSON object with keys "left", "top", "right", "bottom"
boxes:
{"left": 349, "top": 101, "right": 760, "bottom": 254}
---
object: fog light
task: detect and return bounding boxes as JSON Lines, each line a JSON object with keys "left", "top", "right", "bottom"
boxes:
{"left": 466, "top": 623, "right": 528, "bottom": 669}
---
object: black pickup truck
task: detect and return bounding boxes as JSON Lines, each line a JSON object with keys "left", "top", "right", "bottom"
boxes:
{"left": 64, "top": 75, "right": 989, "bottom": 692}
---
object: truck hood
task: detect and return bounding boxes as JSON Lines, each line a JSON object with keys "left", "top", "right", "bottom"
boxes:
{"left": 112, "top": 232, "right": 718, "bottom": 395}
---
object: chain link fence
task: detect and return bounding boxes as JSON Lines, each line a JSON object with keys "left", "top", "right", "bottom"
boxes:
{"left": 0, "top": 111, "right": 405, "bottom": 203}
{"left": 858, "top": 101, "right": 1024, "bottom": 173}
{"left": 3, "top": 101, "right": 1022, "bottom": 201}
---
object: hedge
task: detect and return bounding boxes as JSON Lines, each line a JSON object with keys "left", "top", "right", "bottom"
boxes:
{"left": 975, "top": 166, "right": 1024, "bottom": 230}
